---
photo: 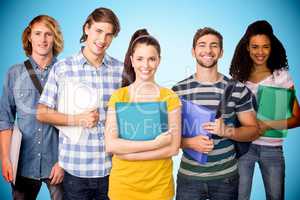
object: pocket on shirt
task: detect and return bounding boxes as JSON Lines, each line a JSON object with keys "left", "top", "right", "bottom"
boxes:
{"left": 14, "top": 89, "right": 36, "bottom": 116}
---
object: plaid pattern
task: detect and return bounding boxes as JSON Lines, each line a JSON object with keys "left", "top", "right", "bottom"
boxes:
{"left": 39, "top": 50, "right": 123, "bottom": 177}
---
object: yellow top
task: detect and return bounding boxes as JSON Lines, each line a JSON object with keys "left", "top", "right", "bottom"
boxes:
{"left": 107, "top": 86, "right": 181, "bottom": 200}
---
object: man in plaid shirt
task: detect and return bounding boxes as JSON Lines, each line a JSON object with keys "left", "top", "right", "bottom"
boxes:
{"left": 36, "top": 7, "right": 123, "bottom": 200}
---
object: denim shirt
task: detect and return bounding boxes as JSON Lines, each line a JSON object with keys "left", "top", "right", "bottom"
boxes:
{"left": 0, "top": 57, "right": 59, "bottom": 180}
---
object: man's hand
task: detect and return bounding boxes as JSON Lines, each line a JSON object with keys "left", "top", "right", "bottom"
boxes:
{"left": 76, "top": 109, "right": 99, "bottom": 128}
{"left": 188, "top": 135, "right": 214, "bottom": 154}
{"left": 1, "top": 158, "right": 13, "bottom": 182}
{"left": 49, "top": 162, "right": 64, "bottom": 185}
{"left": 202, "top": 118, "right": 234, "bottom": 138}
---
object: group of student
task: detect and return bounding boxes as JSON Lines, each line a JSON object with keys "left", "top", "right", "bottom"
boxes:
{"left": 0, "top": 6, "right": 299, "bottom": 200}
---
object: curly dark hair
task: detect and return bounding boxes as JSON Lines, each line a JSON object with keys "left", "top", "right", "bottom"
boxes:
{"left": 229, "top": 20, "right": 288, "bottom": 82}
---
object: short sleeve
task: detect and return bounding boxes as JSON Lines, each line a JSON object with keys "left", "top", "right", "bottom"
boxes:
{"left": 39, "top": 63, "right": 59, "bottom": 108}
{"left": 234, "top": 82, "right": 256, "bottom": 113}
{"left": 273, "top": 69, "right": 294, "bottom": 88}
{"left": 161, "top": 88, "right": 181, "bottom": 112}
{"left": 107, "top": 87, "right": 127, "bottom": 109}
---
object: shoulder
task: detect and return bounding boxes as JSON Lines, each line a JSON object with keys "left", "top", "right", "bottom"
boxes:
{"left": 104, "top": 54, "right": 124, "bottom": 68}
{"left": 272, "top": 69, "right": 294, "bottom": 88}
{"left": 172, "top": 75, "right": 194, "bottom": 91}
{"left": 160, "top": 87, "right": 178, "bottom": 98}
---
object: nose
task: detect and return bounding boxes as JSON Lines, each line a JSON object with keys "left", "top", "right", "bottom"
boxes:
{"left": 204, "top": 45, "right": 212, "bottom": 53}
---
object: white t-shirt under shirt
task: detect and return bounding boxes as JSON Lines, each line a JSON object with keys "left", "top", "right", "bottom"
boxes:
{"left": 246, "top": 69, "right": 294, "bottom": 146}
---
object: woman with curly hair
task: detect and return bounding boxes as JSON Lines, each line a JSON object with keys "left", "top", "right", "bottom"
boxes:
{"left": 230, "top": 20, "right": 300, "bottom": 200}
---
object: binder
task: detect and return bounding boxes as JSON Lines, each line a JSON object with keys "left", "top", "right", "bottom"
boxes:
{"left": 10, "top": 123, "right": 22, "bottom": 185}
{"left": 181, "top": 99, "right": 216, "bottom": 164}
{"left": 116, "top": 102, "right": 168, "bottom": 141}
{"left": 257, "top": 85, "right": 295, "bottom": 138}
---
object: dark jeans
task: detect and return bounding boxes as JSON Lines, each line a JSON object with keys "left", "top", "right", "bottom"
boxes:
{"left": 238, "top": 143, "right": 285, "bottom": 200}
{"left": 176, "top": 174, "right": 239, "bottom": 200}
{"left": 11, "top": 176, "right": 63, "bottom": 200}
{"left": 63, "top": 171, "right": 109, "bottom": 200}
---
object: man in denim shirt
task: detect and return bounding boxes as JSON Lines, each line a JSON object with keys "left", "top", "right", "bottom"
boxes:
{"left": 0, "top": 15, "right": 64, "bottom": 200}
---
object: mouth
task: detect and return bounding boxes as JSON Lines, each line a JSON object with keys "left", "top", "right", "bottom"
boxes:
{"left": 255, "top": 56, "right": 266, "bottom": 62}
{"left": 95, "top": 42, "right": 105, "bottom": 49}
{"left": 140, "top": 69, "right": 151, "bottom": 75}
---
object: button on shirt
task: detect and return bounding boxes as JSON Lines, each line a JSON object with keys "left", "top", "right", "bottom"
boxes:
{"left": 39, "top": 50, "right": 123, "bottom": 178}
{"left": 0, "top": 57, "right": 59, "bottom": 179}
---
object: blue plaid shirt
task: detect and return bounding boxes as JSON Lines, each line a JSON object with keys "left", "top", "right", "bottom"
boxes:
{"left": 0, "top": 57, "right": 59, "bottom": 179}
{"left": 39, "top": 50, "right": 123, "bottom": 178}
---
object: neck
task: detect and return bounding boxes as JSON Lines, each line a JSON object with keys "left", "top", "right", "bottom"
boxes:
{"left": 252, "top": 64, "right": 270, "bottom": 74}
{"left": 195, "top": 64, "right": 220, "bottom": 83}
{"left": 83, "top": 47, "right": 104, "bottom": 68}
{"left": 31, "top": 53, "right": 53, "bottom": 70}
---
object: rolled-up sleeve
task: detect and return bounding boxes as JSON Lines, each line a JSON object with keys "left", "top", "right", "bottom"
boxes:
{"left": 0, "top": 69, "right": 16, "bottom": 131}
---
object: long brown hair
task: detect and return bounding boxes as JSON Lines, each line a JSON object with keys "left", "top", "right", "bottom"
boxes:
{"left": 121, "top": 29, "right": 161, "bottom": 87}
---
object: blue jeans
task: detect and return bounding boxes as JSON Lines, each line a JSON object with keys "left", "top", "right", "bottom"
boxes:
{"left": 176, "top": 174, "right": 239, "bottom": 200}
{"left": 11, "top": 176, "right": 63, "bottom": 200}
{"left": 238, "top": 143, "right": 285, "bottom": 200}
{"left": 63, "top": 171, "right": 109, "bottom": 200}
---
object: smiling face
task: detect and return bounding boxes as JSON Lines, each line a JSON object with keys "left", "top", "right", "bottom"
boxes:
{"left": 192, "top": 34, "right": 223, "bottom": 69}
{"left": 248, "top": 34, "right": 271, "bottom": 67}
{"left": 84, "top": 21, "right": 114, "bottom": 58}
{"left": 29, "top": 21, "right": 54, "bottom": 58}
{"left": 131, "top": 43, "right": 160, "bottom": 83}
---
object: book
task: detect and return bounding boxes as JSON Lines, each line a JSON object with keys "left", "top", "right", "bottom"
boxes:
{"left": 10, "top": 123, "right": 22, "bottom": 185}
{"left": 181, "top": 99, "right": 216, "bottom": 164}
{"left": 257, "top": 85, "right": 295, "bottom": 138}
{"left": 115, "top": 102, "right": 168, "bottom": 141}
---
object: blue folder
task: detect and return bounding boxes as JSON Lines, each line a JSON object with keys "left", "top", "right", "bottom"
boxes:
{"left": 116, "top": 102, "right": 168, "bottom": 141}
{"left": 181, "top": 99, "right": 216, "bottom": 164}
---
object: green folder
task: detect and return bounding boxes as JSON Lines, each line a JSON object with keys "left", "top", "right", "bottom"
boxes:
{"left": 115, "top": 102, "right": 168, "bottom": 141}
{"left": 257, "top": 85, "right": 295, "bottom": 138}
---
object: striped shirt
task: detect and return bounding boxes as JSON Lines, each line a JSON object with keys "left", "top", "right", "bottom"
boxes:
{"left": 246, "top": 69, "right": 294, "bottom": 146}
{"left": 39, "top": 50, "right": 123, "bottom": 178}
{"left": 172, "top": 74, "right": 255, "bottom": 180}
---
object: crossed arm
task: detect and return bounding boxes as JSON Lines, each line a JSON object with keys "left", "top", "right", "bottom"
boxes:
{"left": 104, "top": 107, "right": 181, "bottom": 161}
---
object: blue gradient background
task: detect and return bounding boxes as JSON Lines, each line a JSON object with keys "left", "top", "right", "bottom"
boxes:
{"left": 0, "top": 0, "right": 299, "bottom": 199}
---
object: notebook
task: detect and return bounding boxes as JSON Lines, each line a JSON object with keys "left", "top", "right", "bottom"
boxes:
{"left": 116, "top": 102, "right": 168, "bottom": 141}
{"left": 181, "top": 99, "right": 216, "bottom": 164}
{"left": 257, "top": 85, "right": 295, "bottom": 138}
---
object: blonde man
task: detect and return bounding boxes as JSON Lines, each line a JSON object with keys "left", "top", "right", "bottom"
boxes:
{"left": 0, "top": 15, "right": 64, "bottom": 200}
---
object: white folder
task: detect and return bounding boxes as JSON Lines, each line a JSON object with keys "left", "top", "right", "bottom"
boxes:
{"left": 10, "top": 123, "right": 22, "bottom": 185}
{"left": 56, "top": 80, "right": 100, "bottom": 144}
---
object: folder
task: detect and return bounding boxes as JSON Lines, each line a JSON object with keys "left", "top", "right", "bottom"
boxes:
{"left": 116, "top": 102, "right": 168, "bottom": 141}
{"left": 257, "top": 85, "right": 295, "bottom": 138}
{"left": 56, "top": 80, "right": 100, "bottom": 143}
{"left": 181, "top": 99, "right": 216, "bottom": 164}
{"left": 10, "top": 123, "right": 22, "bottom": 185}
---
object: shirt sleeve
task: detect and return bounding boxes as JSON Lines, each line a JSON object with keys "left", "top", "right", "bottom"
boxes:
{"left": 0, "top": 68, "right": 16, "bottom": 131}
{"left": 162, "top": 89, "right": 182, "bottom": 112}
{"left": 235, "top": 82, "right": 256, "bottom": 113}
{"left": 107, "top": 89, "right": 122, "bottom": 109}
{"left": 38, "top": 63, "right": 59, "bottom": 109}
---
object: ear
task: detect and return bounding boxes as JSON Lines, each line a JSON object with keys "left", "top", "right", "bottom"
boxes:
{"left": 130, "top": 55, "right": 134, "bottom": 66}
{"left": 219, "top": 49, "right": 224, "bottom": 58}
{"left": 84, "top": 24, "right": 90, "bottom": 36}
{"left": 191, "top": 47, "right": 196, "bottom": 58}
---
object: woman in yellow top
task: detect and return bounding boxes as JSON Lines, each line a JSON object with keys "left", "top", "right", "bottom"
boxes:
{"left": 105, "top": 29, "right": 181, "bottom": 200}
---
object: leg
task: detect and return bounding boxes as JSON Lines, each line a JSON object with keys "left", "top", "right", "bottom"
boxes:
{"left": 175, "top": 174, "right": 208, "bottom": 200}
{"left": 258, "top": 145, "right": 285, "bottom": 200}
{"left": 208, "top": 174, "right": 239, "bottom": 200}
{"left": 238, "top": 144, "right": 258, "bottom": 200}
{"left": 62, "top": 171, "right": 93, "bottom": 200}
{"left": 44, "top": 179, "right": 64, "bottom": 200}
{"left": 11, "top": 176, "right": 42, "bottom": 200}
{"left": 93, "top": 176, "right": 109, "bottom": 200}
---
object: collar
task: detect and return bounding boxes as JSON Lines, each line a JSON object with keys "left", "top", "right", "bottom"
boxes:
{"left": 28, "top": 56, "right": 57, "bottom": 70}
{"left": 78, "top": 46, "right": 110, "bottom": 69}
